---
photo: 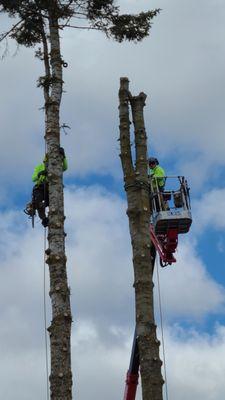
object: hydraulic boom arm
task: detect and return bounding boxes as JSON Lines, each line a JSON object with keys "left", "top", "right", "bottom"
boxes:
{"left": 123, "top": 252, "right": 156, "bottom": 400}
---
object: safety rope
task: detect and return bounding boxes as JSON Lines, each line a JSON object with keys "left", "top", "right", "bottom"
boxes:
{"left": 155, "top": 255, "right": 169, "bottom": 400}
{"left": 43, "top": 226, "right": 50, "bottom": 400}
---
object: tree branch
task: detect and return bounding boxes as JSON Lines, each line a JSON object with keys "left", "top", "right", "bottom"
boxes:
{"left": 0, "top": 19, "right": 23, "bottom": 43}
{"left": 62, "top": 24, "right": 100, "bottom": 30}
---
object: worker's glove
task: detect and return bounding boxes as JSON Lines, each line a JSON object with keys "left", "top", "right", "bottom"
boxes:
{"left": 38, "top": 170, "right": 47, "bottom": 178}
{"left": 59, "top": 147, "right": 65, "bottom": 158}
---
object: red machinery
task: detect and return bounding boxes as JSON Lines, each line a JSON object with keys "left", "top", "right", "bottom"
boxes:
{"left": 123, "top": 328, "right": 139, "bottom": 400}
{"left": 150, "top": 176, "right": 192, "bottom": 267}
{"left": 123, "top": 176, "right": 192, "bottom": 400}
{"left": 150, "top": 225, "right": 178, "bottom": 266}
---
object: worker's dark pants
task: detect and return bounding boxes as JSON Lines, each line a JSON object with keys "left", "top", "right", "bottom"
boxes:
{"left": 150, "top": 186, "right": 165, "bottom": 212}
{"left": 32, "top": 183, "right": 49, "bottom": 221}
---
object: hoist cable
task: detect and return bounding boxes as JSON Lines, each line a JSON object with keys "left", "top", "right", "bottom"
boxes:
{"left": 155, "top": 255, "right": 169, "bottom": 400}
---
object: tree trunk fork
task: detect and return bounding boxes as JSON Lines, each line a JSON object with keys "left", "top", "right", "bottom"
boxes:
{"left": 119, "top": 77, "right": 164, "bottom": 400}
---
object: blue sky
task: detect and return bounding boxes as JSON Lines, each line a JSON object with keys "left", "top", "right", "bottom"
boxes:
{"left": 0, "top": 1, "right": 225, "bottom": 399}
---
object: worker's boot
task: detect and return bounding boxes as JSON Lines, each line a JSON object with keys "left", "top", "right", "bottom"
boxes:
{"left": 37, "top": 202, "right": 48, "bottom": 227}
{"left": 42, "top": 217, "right": 49, "bottom": 228}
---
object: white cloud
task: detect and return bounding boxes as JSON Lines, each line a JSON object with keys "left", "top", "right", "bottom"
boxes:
{"left": 0, "top": 185, "right": 224, "bottom": 398}
{"left": 217, "top": 236, "right": 225, "bottom": 254}
{"left": 0, "top": 1, "right": 225, "bottom": 397}
{"left": 192, "top": 188, "right": 225, "bottom": 233}
{"left": 65, "top": 185, "right": 134, "bottom": 329}
{"left": 0, "top": 186, "right": 133, "bottom": 399}
{"left": 72, "top": 320, "right": 131, "bottom": 400}
{"left": 60, "top": 0, "right": 225, "bottom": 186}
{"left": 0, "top": 220, "right": 50, "bottom": 399}
{"left": 0, "top": 45, "right": 44, "bottom": 184}
{"left": 154, "top": 240, "right": 225, "bottom": 321}
{"left": 1, "top": 0, "right": 225, "bottom": 186}
{"left": 73, "top": 319, "right": 225, "bottom": 400}
{"left": 163, "top": 324, "right": 225, "bottom": 400}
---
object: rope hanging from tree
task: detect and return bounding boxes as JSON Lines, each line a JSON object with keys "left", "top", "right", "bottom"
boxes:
{"left": 43, "top": 225, "right": 50, "bottom": 400}
{"left": 156, "top": 254, "right": 170, "bottom": 400}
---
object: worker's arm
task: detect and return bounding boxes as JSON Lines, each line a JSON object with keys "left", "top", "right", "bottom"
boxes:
{"left": 32, "top": 164, "right": 46, "bottom": 183}
{"left": 154, "top": 166, "right": 165, "bottom": 178}
{"left": 150, "top": 166, "right": 166, "bottom": 189}
{"left": 153, "top": 166, "right": 166, "bottom": 188}
{"left": 63, "top": 157, "right": 68, "bottom": 171}
{"left": 59, "top": 147, "right": 68, "bottom": 171}
{"left": 32, "top": 165, "right": 41, "bottom": 182}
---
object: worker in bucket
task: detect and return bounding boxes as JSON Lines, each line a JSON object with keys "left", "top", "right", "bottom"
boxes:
{"left": 25, "top": 147, "right": 68, "bottom": 227}
{"left": 148, "top": 157, "right": 165, "bottom": 191}
{"left": 148, "top": 157, "right": 167, "bottom": 211}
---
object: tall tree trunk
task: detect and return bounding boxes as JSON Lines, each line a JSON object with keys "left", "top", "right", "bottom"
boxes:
{"left": 43, "top": 9, "right": 73, "bottom": 400}
{"left": 119, "top": 77, "right": 163, "bottom": 400}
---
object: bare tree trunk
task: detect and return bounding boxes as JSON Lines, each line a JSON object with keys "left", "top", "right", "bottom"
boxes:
{"left": 43, "top": 9, "right": 73, "bottom": 400}
{"left": 119, "top": 77, "right": 163, "bottom": 400}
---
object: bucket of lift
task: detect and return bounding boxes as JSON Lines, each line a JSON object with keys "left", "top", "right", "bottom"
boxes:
{"left": 150, "top": 176, "right": 192, "bottom": 266}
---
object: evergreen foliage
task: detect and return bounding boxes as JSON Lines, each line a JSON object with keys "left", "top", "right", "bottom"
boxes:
{"left": 0, "top": 0, "right": 160, "bottom": 46}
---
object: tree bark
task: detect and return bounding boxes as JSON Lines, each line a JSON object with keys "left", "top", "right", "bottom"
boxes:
{"left": 119, "top": 77, "right": 163, "bottom": 400}
{"left": 43, "top": 8, "right": 73, "bottom": 400}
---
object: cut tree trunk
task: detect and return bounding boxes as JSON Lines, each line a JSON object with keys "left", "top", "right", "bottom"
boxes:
{"left": 43, "top": 10, "right": 73, "bottom": 400}
{"left": 119, "top": 77, "right": 163, "bottom": 400}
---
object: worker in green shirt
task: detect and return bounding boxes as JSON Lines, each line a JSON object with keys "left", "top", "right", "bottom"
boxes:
{"left": 148, "top": 157, "right": 167, "bottom": 212}
{"left": 25, "top": 147, "right": 68, "bottom": 227}
{"left": 148, "top": 157, "right": 165, "bottom": 192}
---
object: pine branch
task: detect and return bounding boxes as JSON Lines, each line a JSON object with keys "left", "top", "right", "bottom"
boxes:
{"left": 62, "top": 24, "right": 100, "bottom": 30}
{"left": 0, "top": 19, "right": 23, "bottom": 43}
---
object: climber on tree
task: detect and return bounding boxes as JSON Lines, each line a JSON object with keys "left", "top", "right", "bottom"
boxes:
{"left": 148, "top": 157, "right": 166, "bottom": 191}
{"left": 25, "top": 147, "right": 68, "bottom": 227}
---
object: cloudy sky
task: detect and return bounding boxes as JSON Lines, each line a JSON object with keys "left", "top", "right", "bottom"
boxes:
{"left": 0, "top": 0, "right": 225, "bottom": 399}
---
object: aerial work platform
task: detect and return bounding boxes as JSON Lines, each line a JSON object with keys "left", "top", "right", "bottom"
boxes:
{"left": 150, "top": 175, "right": 192, "bottom": 267}
{"left": 151, "top": 176, "right": 192, "bottom": 233}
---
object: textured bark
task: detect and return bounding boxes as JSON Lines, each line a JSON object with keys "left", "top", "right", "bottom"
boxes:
{"left": 43, "top": 7, "right": 72, "bottom": 400}
{"left": 119, "top": 77, "right": 163, "bottom": 400}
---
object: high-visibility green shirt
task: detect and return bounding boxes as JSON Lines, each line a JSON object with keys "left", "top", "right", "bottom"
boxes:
{"left": 149, "top": 165, "right": 165, "bottom": 188}
{"left": 32, "top": 157, "right": 68, "bottom": 186}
